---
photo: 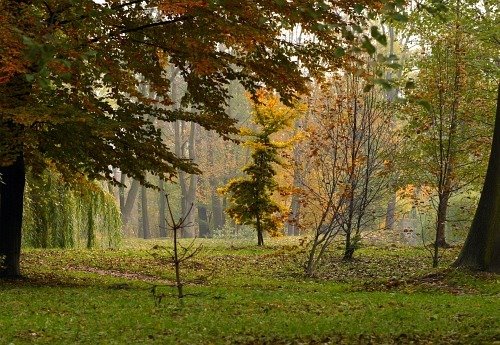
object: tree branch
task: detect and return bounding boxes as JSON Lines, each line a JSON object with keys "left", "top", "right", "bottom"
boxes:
{"left": 89, "top": 15, "right": 192, "bottom": 43}
{"left": 120, "top": 15, "right": 192, "bottom": 34}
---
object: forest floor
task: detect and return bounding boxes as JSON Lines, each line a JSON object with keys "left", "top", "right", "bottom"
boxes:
{"left": 0, "top": 237, "right": 499, "bottom": 344}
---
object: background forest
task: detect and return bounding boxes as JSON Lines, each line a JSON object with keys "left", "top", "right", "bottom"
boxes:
{"left": 19, "top": 0, "right": 497, "bottom": 271}
{"left": 0, "top": 0, "right": 498, "bottom": 343}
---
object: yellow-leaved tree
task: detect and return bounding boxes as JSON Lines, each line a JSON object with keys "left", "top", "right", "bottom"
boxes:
{"left": 219, "top": 93, "right": 303, "bottom": 245}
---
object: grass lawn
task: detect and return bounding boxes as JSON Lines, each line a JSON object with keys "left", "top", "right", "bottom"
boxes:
{"left": 1, "top": 237, "right": 498, "bottom": 344}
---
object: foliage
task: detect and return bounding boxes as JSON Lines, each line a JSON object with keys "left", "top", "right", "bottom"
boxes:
{"left": 397, "top": 0, "right": 497, "bottom": 263}
{"left": 220, "top": 94, "right": 300, "bottom": 245}
{"left": 302, "top": 74, "right": 395, "bottom": 274}
{"left": 0, "top": 0, "right": 384, "bottom": 184}
{"left": 23, "top": 169, "right": 122, "bottom": 249}
{"left": 0, "top": 0, "right": 392, "bottom": 276}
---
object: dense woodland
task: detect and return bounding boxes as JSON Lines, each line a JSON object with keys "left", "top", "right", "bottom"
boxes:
{"left": 0, "top": 0, "right": 499, "bottom": 343}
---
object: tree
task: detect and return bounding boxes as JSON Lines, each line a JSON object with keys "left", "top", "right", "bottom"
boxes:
{"left": 220, "top": 95, "right": 297, "bottom": 245}
{"left": 399, "top": 0, "right": 496, "bottom": 266}
{"left": 0, "top": 0, "right": 382, "bottom": 276}
{"left": 23, "top": 168, "right": 121, "bottom": 249}
{"left": 303, "top": 73, "right": 394, "bottom": 273}
{"left": 454, "top": 84, "right": 500, "bottom": 272}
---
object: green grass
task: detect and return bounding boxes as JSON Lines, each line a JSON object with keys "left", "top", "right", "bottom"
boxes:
{"left": 1, "top": 238, "right": 499, "bottom": 344}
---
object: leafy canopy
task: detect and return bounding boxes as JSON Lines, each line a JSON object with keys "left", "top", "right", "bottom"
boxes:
{"left": 0, "top": 0, "right": 383, "bottom": 184}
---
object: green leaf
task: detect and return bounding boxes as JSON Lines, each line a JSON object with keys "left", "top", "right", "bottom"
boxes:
{"left": 84, "top": 49, "right": 98, "bottom": 59}
{"left": 354, "top": 4, "right": 364, "bottom": 14}
{"left": 374, "top": 78, "right": 392, "bottom": 90}
{"left": 363, "top": 84, "right": 374, "bottom": 93}
{"left": 342, "top": 28, "right": 355, "bottom": 41}
{"left": 370, "top": 26, "right": 387, "bottom": 46}
{"left": 390, "top": 12, "right": 409, "bottom": 23}
{"left": 25, "top": 74, "right": 35, "bottom": 82}
{"left": 386, "top": 62, "right": 402, "bottom": 69}
{"left": 405, "top": 80, "right": 416, "bottom": 89}
{"left": 333, "top": 47, "right": 345, "bottom": 58}
{"left": 361, "top": 36, "right": 376, "bottom": 55}
{"left": 38, "top": 77, "right": 50, "bottom": 89}
{"left": 352, "top": 24, "right": 363, "bottom": 33}
{"left": 416, "top": 99, "right": 432, "bottom": 112}
{"left": 60, "top": 59, "right": 72, "bottom": 68}
{"left": 60, "top": 72, "right": 72, "bottom": 81}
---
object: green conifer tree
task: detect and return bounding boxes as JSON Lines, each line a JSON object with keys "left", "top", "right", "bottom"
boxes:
{"left": 220, "top": 95, "right": 298, "bottom": 245}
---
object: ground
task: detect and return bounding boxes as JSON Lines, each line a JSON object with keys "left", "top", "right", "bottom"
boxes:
{"left": 0, "top": 237, "right": 498, "bottom": 344}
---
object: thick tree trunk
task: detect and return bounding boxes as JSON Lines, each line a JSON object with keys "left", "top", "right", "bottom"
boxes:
{"left": 0, "top": 152, "right": 25, "bottom": 278}
{"left": 454, "top": 85, "right": 500, "bottom": 272}
{"left": 0, "top": 71, "right": 31, "bottom": 278}
{"left": 257, "top": 230, "right": 264, "bottom": 246}
{"left": 121, "top": 178, "right": 140, "bottom": 227}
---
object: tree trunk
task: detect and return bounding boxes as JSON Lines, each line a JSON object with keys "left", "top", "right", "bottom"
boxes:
{"left": 286, "top": 179, "right": 302, "bottom": 235}
{"left": 141, "top": 184, "right": 150, "bottom": 239}
{"left": 454, "top": 85, "right": 500, "bottom": 272}
{"left": 433, "top": 187, "right": 452, "bottom": 268}
{"left": 384, "top": 26, "right": 398, "bottom": 233}
{"left": 0, "top": 72, "right": 31, "bottom": 278}
{"left": 286, "top": 117, "right": 305, "bottom": 236}
{"left": 119, "top": 172, "right": 126, "bottom": 215}
{"left": 221, "top": 195, "right": 227, "bottom": 228}
{"left": 208, "top": 131, "right": 224, "bottom": 230}
{"left": 287, "top": 195, "right": 301, "bottom": 236}
{"left": 435, "top": 191, "right": 450, "bottom": 248}
{"left": 198, "top": 205, "right": 210, "bottom": 238}
{"left": 210, "top": 189, "right": 224, "bottom": 230}
{"left": 256, "top": 214, "right": 264, "bottom": 246}
{"left": 121, "top": 178, "right": 140, "bottom": 227}
{"left": 0, "top": 151, "right": 25, "bottom": 278}
{"left": 343, "top": 229, "right": 354, "bottom": 261}
{"left": 305, "top": 240, "right": 319, "bottom": 277}
{"left": 174, "top": 120, "right": 187, "bottom": 217}
{"left": 158, "top": 178, "right": 167, "bottom": 237}
{"left": 385, "top": 194, "right": 396, "bottom": 231}
{"left": 182, "top": 122, "right": 197, "bottom": 238}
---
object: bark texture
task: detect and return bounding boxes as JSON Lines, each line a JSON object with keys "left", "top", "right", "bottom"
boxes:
{"left": 454, "top": 85, "right": 500, "bottom": 272}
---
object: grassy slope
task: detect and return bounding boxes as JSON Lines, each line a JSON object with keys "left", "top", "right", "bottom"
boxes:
{"left": 0, "top": 238, "right": 498, "bottom": 344}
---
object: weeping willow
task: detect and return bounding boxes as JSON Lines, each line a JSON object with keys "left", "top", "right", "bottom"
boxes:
{"left": 23, "top": 169, "right": 122, "bottom": 249}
